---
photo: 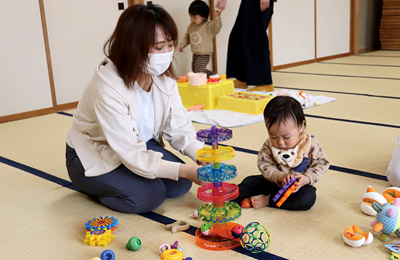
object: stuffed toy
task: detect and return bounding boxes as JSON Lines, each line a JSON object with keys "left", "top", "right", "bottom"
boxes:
{"left": 361, "top": 186, "right": 400, "bottom": 216}
{"left": 361, "top": 186, "right": 389, "bottom": 216}
{"left": 371, "top": 198, "right": 400, "bottom": 241}
{"left": 277, "top": 89, "right": 317, "bottom": 108}
{"left": 342, "top": 225, "right": 373, "bottom": 247}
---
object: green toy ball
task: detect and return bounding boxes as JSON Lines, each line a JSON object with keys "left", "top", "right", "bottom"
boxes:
{"left": 126, "top": 236, "right": 142, "bottom": 251}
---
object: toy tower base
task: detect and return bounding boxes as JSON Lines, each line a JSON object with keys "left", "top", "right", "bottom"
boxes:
{"left": 195, "top": 222, "right": 241, "bottom": 251}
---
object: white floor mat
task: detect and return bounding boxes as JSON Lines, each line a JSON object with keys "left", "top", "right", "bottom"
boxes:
{"left": 188, "top": 90, "right": 336, "bottom": 127}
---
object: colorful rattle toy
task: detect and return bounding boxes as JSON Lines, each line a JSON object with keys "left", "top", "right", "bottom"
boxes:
{"left": 84, "top": 216, "right": 118, "bottom": 247}
{"left": 240, "top": 222, "right": 271, "bottom": 253}
{"left": 371, "top": 198, "right": 400, "bottom": 241}
{"left": 194, "top": 126, "right": 242, "bottom": 250}
{"left": 272, "top": 177, "right": 297, "bottom": 207}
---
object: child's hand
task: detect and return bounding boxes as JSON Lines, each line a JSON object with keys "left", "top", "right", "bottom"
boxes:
{"left": 293, "top": 175, "right": 310, "bottom": 193}
{"left": 278, "top": 174, "right": 294, "bottom": 186}
{"left": 179, "top": 44, "right": 184, "bottom": 52}
{"left": 214, "top": 8, "right": 222, "bottom": 18}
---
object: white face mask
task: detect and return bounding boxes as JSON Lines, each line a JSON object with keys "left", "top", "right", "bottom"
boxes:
{"left": 146, "top": 49, "right": 174, "bottom": 76}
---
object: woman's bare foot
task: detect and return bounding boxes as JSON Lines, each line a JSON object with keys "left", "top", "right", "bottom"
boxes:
{"left": 251, "top": 195, "right": 269, "bottom": 209}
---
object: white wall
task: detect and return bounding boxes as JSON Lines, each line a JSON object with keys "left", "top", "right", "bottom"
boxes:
{"left": 272, "top": 0, "right": 315, "bottom": 66}
{"left": 0, "top": 0, "right": 52, "bottom": 116}
{"left": 44, "top": 0, "right": 127, "bottom": 105}
{"left": 316, "top": 0, "right": 350, "bottom": 58}
{"left": 0, "top": 0, "right": 356, "bottom": 120}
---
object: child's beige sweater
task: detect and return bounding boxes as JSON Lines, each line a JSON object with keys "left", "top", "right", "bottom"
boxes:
{"left": 181, "top": 18, "right": 222, "bottom": 55}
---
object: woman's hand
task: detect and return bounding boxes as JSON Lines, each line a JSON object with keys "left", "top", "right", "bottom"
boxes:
{"left": 260, "top": 0, "right": 270, "bottom": 12}
{"left": 179, "top": 164, "right": 206, "bottom": 186}
{"left": 196, "top": 160, "right": 208, "bottom": 166}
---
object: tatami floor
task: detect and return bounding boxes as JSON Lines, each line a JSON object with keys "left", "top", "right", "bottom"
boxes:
{"left": 1, "top": 50, "right": 399, "bottom": 259}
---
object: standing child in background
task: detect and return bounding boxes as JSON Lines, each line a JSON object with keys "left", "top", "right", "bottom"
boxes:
{"left": 179, "top": 0, "right": 222, "bottom": 76}
{"left": 235, "top": 96, "right": 330, "bottom": 210}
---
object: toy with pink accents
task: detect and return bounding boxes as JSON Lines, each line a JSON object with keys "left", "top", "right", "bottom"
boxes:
{"left": 194, "top": 126, "right": 242, "bottom": 250}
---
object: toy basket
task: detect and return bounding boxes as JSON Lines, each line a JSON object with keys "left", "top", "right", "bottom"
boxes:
{"left": 177, "top": 80, "right": 234, "bottom": 110}
{"left": 217, "top": 92, "right": 274, "bottom": 115}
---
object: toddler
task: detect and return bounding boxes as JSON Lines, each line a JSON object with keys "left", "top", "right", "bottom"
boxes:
{"left": 235, "top": 96, "right": 330, "bottom": 210}
{"left": 179, "top": 0, "right": 222, "bottom": 76}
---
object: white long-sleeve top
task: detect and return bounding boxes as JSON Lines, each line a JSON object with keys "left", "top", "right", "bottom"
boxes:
{"left": 67, "top": 58, "right": 203, "bottom": 179}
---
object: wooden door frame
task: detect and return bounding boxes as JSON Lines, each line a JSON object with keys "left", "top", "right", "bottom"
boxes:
{"left": 128, "top": 0, "right": 144, "bottom": 5}
{"left": 350, "top": 0, "right": 359, "bottom": 55}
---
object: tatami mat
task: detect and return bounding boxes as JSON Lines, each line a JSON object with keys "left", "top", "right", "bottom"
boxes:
{"left": 1, "top": 50, "right": 400, "bottom": 259}
{"left": 359, "top": 50, "right": 400, "bottom": 57}
{"left": 320, "top": 55, "right": 400, "bottom": 66}
{"left": 279, "top": 62, "right": 400, "bottom": 80}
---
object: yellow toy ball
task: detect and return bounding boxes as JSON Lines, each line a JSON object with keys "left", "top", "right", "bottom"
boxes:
{"left": 90, "top": 258, "right": 102, "bottom": 260}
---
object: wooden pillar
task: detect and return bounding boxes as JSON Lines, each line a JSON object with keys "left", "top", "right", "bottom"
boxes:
{"left": 39, "top": 0, "right": 57, "bottom": 111}
{"left": 350, "top": 0, "right": 359, "bottom": 55}
{"left": 128, "top": 0, "right": 144, "bottom": 6}
{"left": 210, "top": 0, "right": 218, "bottom": 73}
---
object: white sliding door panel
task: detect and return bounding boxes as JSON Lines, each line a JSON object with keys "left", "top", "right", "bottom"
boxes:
{"left": 0, "top": 1, "right": 52, "bottom": 117}
{"left": 316, "top": 0, "right": 350, "bottom": 58}
{"left": 44, "top": 0, "right": 127, "bottom": 105}
{"left": 272, "top": 0, "right": 315, "bottom": 67}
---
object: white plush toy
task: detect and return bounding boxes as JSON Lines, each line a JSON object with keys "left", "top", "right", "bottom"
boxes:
{"left": 342, "top": 225, "right": 373, "bottom": 247}
{"left": 361, "top": 186, "right": 400, "bottom": 216}
{"left": 277, "top": 89, "right": 317, "bottom": 108}
{"left": 361, "top": 186, "right": 387, "bottom": 216}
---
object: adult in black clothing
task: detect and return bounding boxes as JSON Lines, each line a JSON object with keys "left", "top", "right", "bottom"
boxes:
{"left": 218, "top": 0, "right": 274, "bottom": 91}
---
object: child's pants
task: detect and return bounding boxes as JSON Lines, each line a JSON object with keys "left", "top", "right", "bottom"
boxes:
{"left": 192, "top": 53, "right": 214, "bottom": 76}
{"left": 234, "top": 175, "right": 316, "bottom": 210}
{"left": 65, "top": 139, "right": 192, "bottom": 213}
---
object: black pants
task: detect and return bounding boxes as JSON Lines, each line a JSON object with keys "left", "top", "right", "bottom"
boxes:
{"left": 226, "top": 0, "right": 274, "bottom": 85}
{"left": 234, "top": 175, "right": 316, "bottom": 211}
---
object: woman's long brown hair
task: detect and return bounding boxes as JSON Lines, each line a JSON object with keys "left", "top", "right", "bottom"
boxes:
{"left": 104, "top": 4, "right": 178, "bottom": 89}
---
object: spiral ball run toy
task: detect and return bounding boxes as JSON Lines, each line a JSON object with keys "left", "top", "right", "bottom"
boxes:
{"left": 194, "top": 126, "right": 242, "bottom": 250}
{"left": 240, "top": 222, "right": 271, "bottom": 253}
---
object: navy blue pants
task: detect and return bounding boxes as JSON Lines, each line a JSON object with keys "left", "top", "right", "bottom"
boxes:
{"left": 65, "top": 139, "right": 192, "bottom": 213}
{"left": 234, "top": 175, "right": 316, "bottom": 211}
